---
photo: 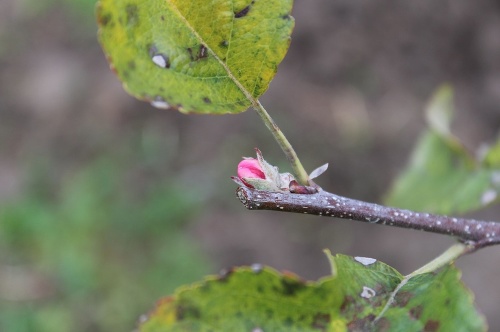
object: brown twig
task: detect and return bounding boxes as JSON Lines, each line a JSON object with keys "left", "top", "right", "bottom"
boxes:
{"left": 236, "top": 186, "right": 500, "bottom": 251}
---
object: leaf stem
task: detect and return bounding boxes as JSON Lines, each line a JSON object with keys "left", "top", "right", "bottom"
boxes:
{"left": 252, "top": 101, "right": 309, "bottom": 185}
{"left": 409, "top": 243, "right": 470, "bottom": 275}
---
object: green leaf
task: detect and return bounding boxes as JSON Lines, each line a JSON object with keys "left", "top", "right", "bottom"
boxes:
{"left": 483, "top": 137, "right": 500, "bottom": 168}
{"left": 380, "top": 267, "right": 485, "bottom": 332}
{"left": 97, "top": 0, "right": 294, "bottom": 114}
{"left": 386, "top": 86, "right": 500, "bottom": 215}
{"left": 138, "top": 253, "right": 485, "bottom": 331}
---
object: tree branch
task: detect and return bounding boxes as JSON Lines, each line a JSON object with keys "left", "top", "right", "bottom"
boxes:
{"left": 236, "top": 186, "right": 500, "bottom": 250}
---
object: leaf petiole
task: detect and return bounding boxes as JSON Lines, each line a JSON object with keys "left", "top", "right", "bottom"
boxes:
{"left": 253, "top": 100, "right": 310, "bottom": 186}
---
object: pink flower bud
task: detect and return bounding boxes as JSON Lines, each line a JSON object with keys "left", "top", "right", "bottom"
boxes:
{"left": 237, "top": 159, "right": 266, "bottom": 184}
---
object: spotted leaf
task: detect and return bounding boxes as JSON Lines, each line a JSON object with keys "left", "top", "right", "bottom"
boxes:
{"left": 138, "top": 253, "right": 485, "bottom": 331}
{"left": 97, "top": 0, "right": 294, "bottom": 114}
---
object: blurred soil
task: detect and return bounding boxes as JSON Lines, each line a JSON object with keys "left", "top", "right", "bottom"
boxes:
{"left": 0, "top": 0, "right": 499, "bottom": 330}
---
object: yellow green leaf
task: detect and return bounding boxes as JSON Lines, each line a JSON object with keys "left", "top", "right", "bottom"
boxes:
{"left": 138, "top": 255, "right": 485, "bottom": 331}
{"left": 97, "top": 0, "right": 294, "bottom": 114}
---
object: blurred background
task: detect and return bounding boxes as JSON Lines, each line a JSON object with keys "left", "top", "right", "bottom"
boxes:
{"left": 1, "top": 0, "right": 499, "bottom": 330}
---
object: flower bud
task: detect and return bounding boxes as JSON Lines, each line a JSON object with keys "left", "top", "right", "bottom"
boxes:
{"left": 233, "top": 149, "right": 297, "bottom": 191}
{"left": 237, "top": 159, "right": 265, "bottom": 180}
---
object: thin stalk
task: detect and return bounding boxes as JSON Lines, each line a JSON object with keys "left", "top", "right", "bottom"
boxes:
{"left": 409, "top": 243, "right": 469, "bottom": 275}
{"left": 236, "top": 186, "right": 500, "bottom": 249}
{"left": 252, "top": 101, "right": 309, "bottom": 185}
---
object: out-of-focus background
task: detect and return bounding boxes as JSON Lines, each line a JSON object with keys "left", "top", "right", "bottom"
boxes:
{"left": 1, "top": 0, "right": 499, "bottom": 330}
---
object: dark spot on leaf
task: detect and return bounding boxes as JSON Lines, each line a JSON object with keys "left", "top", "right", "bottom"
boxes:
{"left": 235, "top": 5, "right": 251, "bottom": 18}
{"left": 340, "top": 295, "right": 365, "bottom": 315}
{"left": 282, "top": 14, "right": 292, "bottom": 20}
{"left": 176, "top": 304, "right": 201, "bottom": 320}
{"left": 340, "top": 295, "right": 354, "bottom": 314}
{"left": 199, "top": 44, "right": 208, "bottom": 59}
{"left": 235, "top": 0, "right": 255, "bottom": 18}
{"left": 312, "top": 313, "right": 330, "bottom": 330}
{"left": 374, "top": 317, "right": 391, "bottom": 332}
{"left": 203, "top": 97, "right": 211, "bottom": 104}
{"left": 424, "top": 320, "right": 440, "bottom": 332}
{"left": 188, "top": 45, "right": 209, "bottom": 61}
{"left": 444, "top": 298, "right": 450, "bottom": 306}
{"left": 127, "top": 60, "right": 136, "bottom": 70}
{"left": 395, "top": 291, "right": 413, "bottom": 307}
{"left": 347, "top": 314, "right": 376, "bottom": 330}
{"left": 235, "top": 311, "right": 243, "bottom": 318}
{"left": 161, "top": 15, "right": 165, "bottom": 21}
{"left": 256, "top": 285, "right": 264, "bottom": 293}
{"left": 125, "top": 4, "right": 139, "bottom": 26}
{"left": 409, "top": 306, "right": 423, "bottom": 320}
{"left": 280, "top": 277, "right": 306, "bottom": 296}
{"left": 220, "top": 40, "right": 229, "bottom": 48}
{"left": 99, "top": 13, "right": 112, "bottom": 26}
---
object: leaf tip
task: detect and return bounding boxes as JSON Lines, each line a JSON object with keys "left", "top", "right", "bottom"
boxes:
{"left": 425, "top": 84, "right": 455, "bottom": 136}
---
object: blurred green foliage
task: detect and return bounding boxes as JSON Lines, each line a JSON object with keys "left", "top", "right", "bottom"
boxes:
{"left": 0, "top": 1, "right": 212, "bottom": 330}
{"left": 386, "top": 86, "right": 500, "bottom": 214}
{"left": 0, "top": 144, "right": 210, "bottom": 331}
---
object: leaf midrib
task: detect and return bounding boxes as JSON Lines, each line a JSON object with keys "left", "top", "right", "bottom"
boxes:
{"left": 166, "top": 0, "right": 259, "bottom": 109}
